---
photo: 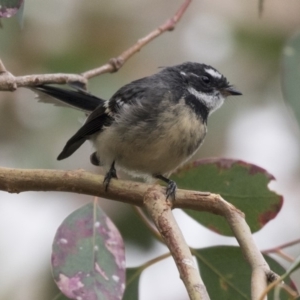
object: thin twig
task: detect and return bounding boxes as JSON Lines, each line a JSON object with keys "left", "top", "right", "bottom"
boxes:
{"left": 0, "top": 72, "right": 87, "bottom": 91}
{"left": 277, "top": 283, "right": 299, "bottom": 299}
{"left": 0, "top": 0, "right": 192, "bottom": 91}
{"left": 126, "top": 252, "right": 172, "bottom": 288}
{"left": 259, "top": 267, "right": 299, "bottom": 300}
{"left": 271, "top": 250, "right": 294, "bottom": 263}
{"left": 141, "top": 252, "right": 171, "bottom": 270}
{"left": 81, "top": 0, "right": 192, "bottom": 78}
{"left": 132, "top": 206, "right": 163, "bottom": 242}
{"left": 263, "top": 238, "right": 300, "bottom": 253}
{"left": 259, "top": 276, "right": 283, "bottom": 300}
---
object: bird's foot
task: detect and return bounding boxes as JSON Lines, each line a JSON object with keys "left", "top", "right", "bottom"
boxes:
{"left": 154, "top": 175, "right": 177, "bottom": 200}
{"left": 166, "top": 180, "right": 177, "bottom": 200}
{"left": 103, "top": 161, "right": 117, "bottom": 191}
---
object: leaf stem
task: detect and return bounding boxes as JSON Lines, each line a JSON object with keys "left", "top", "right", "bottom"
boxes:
{"left": 263, "top": 238, "right": 300, "bottom": 253}
{"left": 141, "top": 252, "right": 171, "bottom": 270}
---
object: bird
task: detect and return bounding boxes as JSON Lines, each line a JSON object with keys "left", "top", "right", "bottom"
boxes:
{"left": 33, "top": 62, "right": 242, "bottom": 199}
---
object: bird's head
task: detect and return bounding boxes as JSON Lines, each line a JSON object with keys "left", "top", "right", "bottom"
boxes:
{"left": 172, "top": 62, "right": 242, "bottom": 114}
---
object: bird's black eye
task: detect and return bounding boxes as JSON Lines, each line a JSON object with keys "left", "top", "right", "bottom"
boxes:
{"left": 201, "top": 76, "right": 211, "bottom": 84}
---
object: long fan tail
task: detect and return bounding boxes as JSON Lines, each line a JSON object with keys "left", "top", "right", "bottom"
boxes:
{"left": 31, "top": 85, "right": 105, "bottom": 112}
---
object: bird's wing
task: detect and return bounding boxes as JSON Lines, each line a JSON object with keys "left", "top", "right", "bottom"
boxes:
{"left": 29, "top": 85, "right": 111, "bottom": 160}
{"left": 30, "top": 85, "right": 104, "bottom": 113}
{"left": 57, "top": 75, "right": 159, "bottom": 160}
{"left": 57, "top": 105, "right": 113, "bottom": 160}
{"left": 107, "top": 77, "right": 148, "bottom": 113}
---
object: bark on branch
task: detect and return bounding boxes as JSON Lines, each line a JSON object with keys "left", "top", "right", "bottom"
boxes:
{"left": 0, "top": 166, "right": 279, "bottom": 300}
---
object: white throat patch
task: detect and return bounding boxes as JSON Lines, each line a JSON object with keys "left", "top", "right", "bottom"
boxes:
{"left": 187, "top": 87, "right": 225, "bottom": 114}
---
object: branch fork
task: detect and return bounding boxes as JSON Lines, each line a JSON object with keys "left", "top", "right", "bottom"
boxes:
{"left": 0, "top": 167, "right": 279, "bottom": 299}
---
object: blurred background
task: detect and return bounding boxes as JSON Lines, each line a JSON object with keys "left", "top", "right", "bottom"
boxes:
{"left": 1, "top": 0, "right": 300, "bottom": 299}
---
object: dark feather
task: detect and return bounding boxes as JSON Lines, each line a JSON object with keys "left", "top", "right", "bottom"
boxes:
{"left": 57, "top": 105, "right": 113, "bottom": 160}
{"left": 57, "top": 138, "right": 87, "bottom": 160}
{"left": 184, "top": 93, "right": 209, "bottom": 123}
{"left": 32, "top": 85, "right": 104, "bottom": 112}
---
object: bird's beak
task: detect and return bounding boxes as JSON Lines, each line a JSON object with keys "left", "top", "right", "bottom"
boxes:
{"left": 222, "top": 86, "right": 242, "bottom": 97}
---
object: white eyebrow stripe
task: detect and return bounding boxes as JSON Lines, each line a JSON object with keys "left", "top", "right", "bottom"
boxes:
{"left": 180, "top": 71, "right": 200, "bottom": 78}
{"left": 204, "top": 68, "right": 222, "bottom": 79}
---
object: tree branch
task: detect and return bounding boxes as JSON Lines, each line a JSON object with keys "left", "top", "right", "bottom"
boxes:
{"left": 0, "top": 0, "right": 192, "bottom": 91}
{"left": 225, "top": 208, "right": 272, "bottom": 300}
{"left": 0, "top": 166, "right": 279, "bottom": 300}
{"left": 144, "top": 188, "right": 210, "bottom": 300}
{"left": 0, "top": 71, "right": 88, "bottom": 91}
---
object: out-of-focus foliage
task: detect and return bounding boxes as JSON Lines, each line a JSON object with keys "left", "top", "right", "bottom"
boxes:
{"left": 281, "top": 31, "right": 300, "bottom": 126}
{"left": 0, "top": 0, "right": 23, "bottom": 18}
{"left": 235, "top": 27, "right": 284, "bottom": 63}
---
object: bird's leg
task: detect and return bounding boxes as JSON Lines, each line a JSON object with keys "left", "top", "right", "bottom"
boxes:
{"left": 90, "top": 152, "right": 100, "bottom": 166}
{"left": 154, "top": 175, "right": 177, "bottom": 200}
{"left": 103, "top": 161, "right": 117, "bottom": 191}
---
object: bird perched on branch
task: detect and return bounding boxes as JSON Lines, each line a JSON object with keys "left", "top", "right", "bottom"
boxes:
{"left": 33, "top": 62, "right": 242, "bottom": 199}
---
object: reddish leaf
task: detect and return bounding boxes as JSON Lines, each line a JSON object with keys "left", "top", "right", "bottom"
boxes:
{"left": 172, "top": 158, "right": 283, "bottom": 235}
{"left": 52, "top": 202, "right": 126, "bottom": 300}
{"left": 0, "top": 0, "right": 23, "bottom": 18}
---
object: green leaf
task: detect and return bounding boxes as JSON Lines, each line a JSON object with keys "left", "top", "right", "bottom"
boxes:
{"left": 281, "top": 31, "right": 300, "bottom": 127}
{"left": 171, "top": 159, "right": 283, "bottom": 235}
{"left": 123, "top": 267, "right": 142, "bottom": 300}
{"left": 194, "top": 246, "right": 296, "bottom": 300}
{"left": 0, "top": 0, "right": 23, "bottom": 18}
{"left": 52, "top": 202, "right": 126, "bottom": 300}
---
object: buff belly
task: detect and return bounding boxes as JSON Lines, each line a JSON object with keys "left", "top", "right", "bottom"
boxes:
{"left": 92, "top": 99, "right": 207, "bottom": 177}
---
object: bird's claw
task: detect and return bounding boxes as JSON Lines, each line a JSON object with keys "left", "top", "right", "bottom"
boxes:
{"left": 103, "top": 161, "right": 117, "bottom": 191}
{"left": 166, "top": 180, "right": 177, "bottom": 200}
